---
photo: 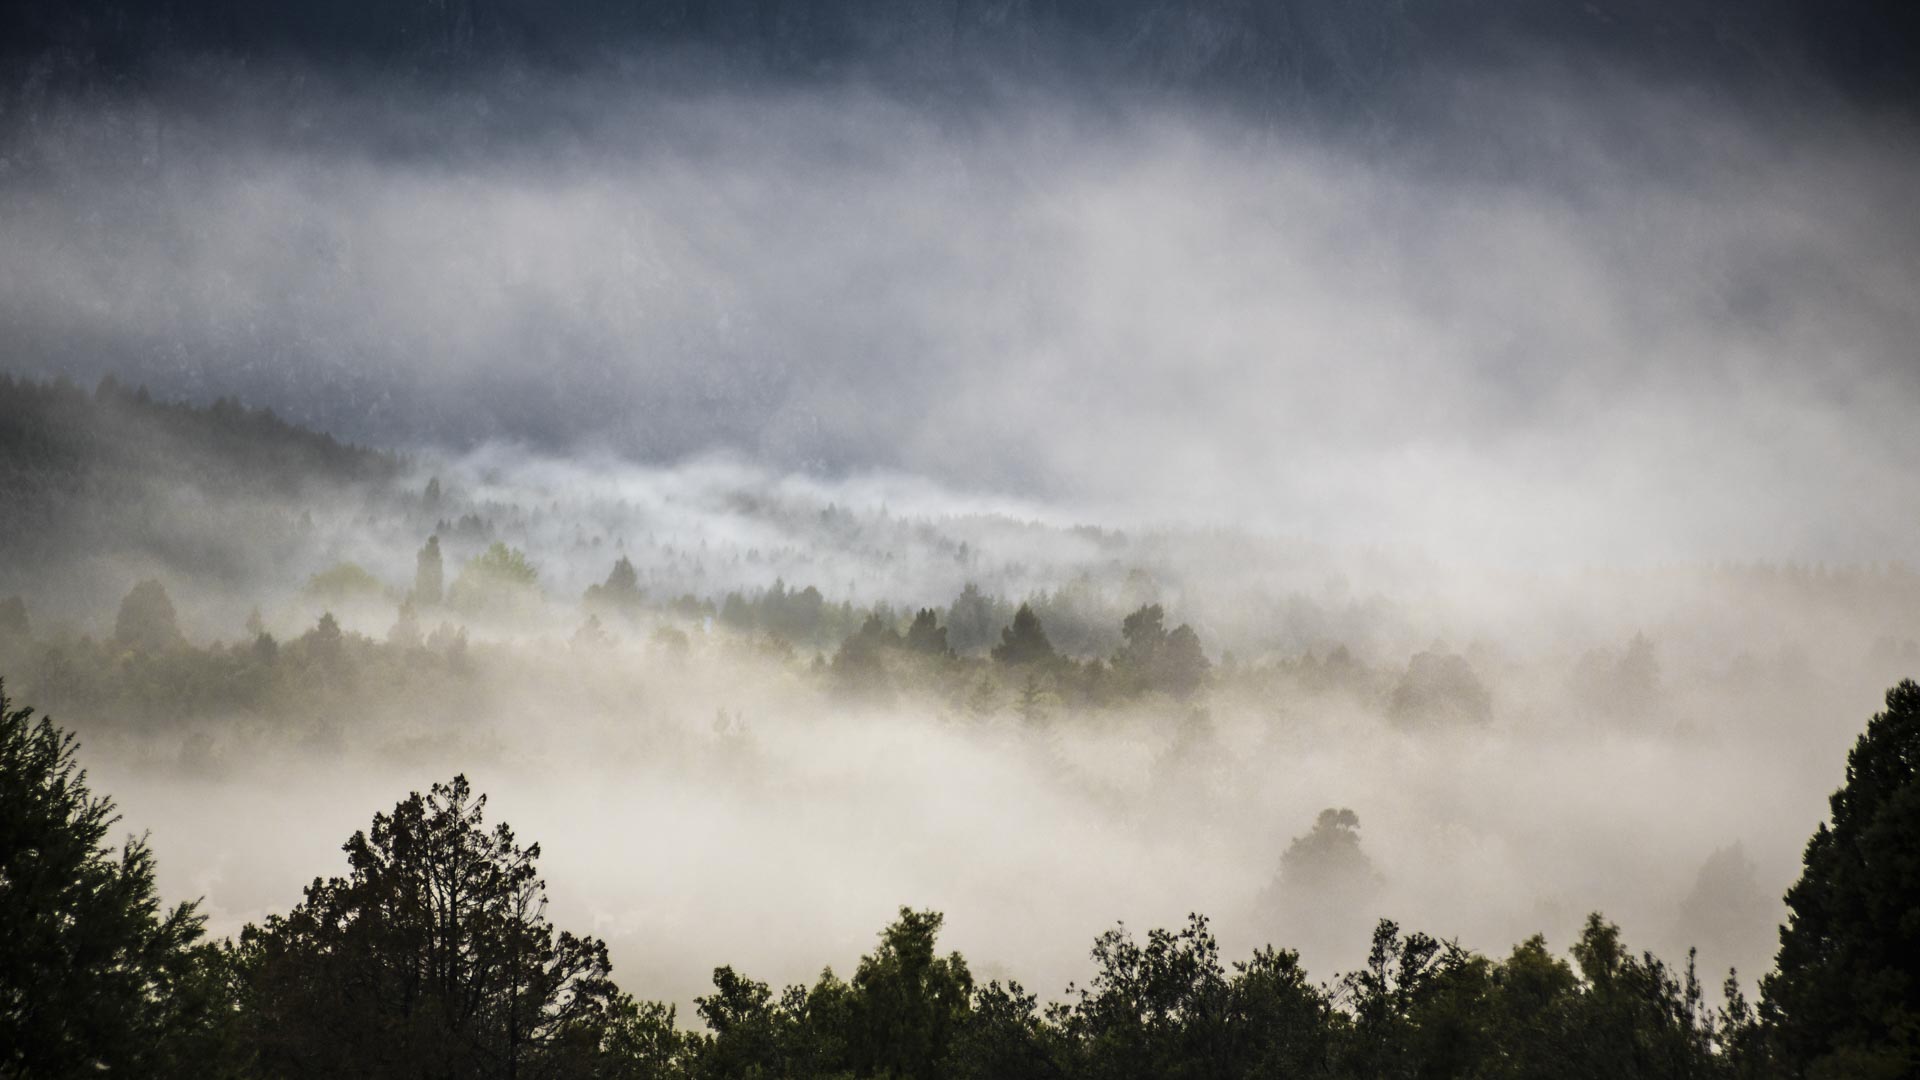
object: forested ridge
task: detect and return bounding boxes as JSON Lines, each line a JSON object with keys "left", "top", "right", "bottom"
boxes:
{"left": 3, "top": 0, "right": 1914, "bottom": 1069}
{"left": 0, "top": 390, "right": 1913, "bottom": 1079}
{"left": 0, "top": 374, "right": 401, "bottom": 572}
{"left": 3, "top": 676, "right": 1916, "bottom": 1078}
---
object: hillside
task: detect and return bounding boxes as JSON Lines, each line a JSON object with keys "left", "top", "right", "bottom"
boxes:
{"left": 0, "top": 372, "right": 402, "bottom": 589}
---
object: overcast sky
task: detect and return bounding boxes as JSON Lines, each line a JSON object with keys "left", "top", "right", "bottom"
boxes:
{"left": 3, "top": 63, "right": 1917, "bottom": 567}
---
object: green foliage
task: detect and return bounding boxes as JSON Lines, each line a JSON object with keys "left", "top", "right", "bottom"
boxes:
{"left": 1056, "top": 914, "right": 1237, "bottom": 1079}
{"left": 1110, "top": 605, "right": 1210, "bottom": 699}
{"left": 302, "top": 561, "right": 387, "bottom": 601}
{"left": 1762, "top": 679, "right": 1920, "bottom": 1079}
{"left": 236, "top": 775, "right": 624, "bottom": 1079}
{"left": 466, "top": 541, "right": 541, "bottom": 587}
{"left": 944, "top": 584, "right": 1002, "bottom": 657}
{"left": 1157, "top": 625, "right": 1209, "bottom": 701}
{"left": 450, "top": 542, "right": 543, "bottom": 616}
{"left": 301, "top": 611, "right": 346, "bottom": 669}
{"left": 0, "top": 681, "right": 237, "bottom": 1077}
{"left": 903, "top": 609, "right": 951, "bottom": 657}
{"left": 992, "top": 604, "right": 1058, "bottom": 668}
{"left": 692, "top": 908, "right": 973, "bottom": 1080}
{"left": 585, "top": 556, "right": 645, "bottom": 616}
{"left": 843, "top": 909, "right": 974, "bottom": 1079}
{"left": 8, "top": 577, "right": 1912, "bottom": 1080}
{"left": 1117, "top": 604, "right": 1167, "bottom": 670}
{"left": 830, "top": 614, "right": 900, "bottom": 701}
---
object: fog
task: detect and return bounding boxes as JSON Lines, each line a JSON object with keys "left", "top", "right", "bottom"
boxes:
{"left": 7, "top": 65, "right": 1918, "bottom": 565}
{"left": 2, "top": 50, "right": 1918, "bottom": 1018}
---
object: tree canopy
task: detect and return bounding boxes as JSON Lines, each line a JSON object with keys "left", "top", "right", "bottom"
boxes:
{"left": 0, "top": 681, "right": 234, "bottom": 1078}
{"left": 1762, "top": 679, "right": 1920, "bottom": 1078}
{"left": 236, "top": 775, "right": 624, "bottom": 1079}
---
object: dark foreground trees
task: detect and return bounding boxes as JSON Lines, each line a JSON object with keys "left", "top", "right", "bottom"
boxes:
{"left": 1762, "top": 679, "right": 1920, "bottom": 1079}
{"left": 235, "top": 775, "right": 631, "bottom": 1079}
{"left": 0, "top": 680, "right": 235, "bottom": 1078}
{"left": 6, "top": 676, "right": 1920, "bottom": 1078}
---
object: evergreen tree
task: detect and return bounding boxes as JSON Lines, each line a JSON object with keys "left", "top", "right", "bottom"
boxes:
{"left": 414, "top": 535, "right": 445, "bottom": 606}
{"left": 904, "top": 608, "right": 951, "bottom": 657}
{"left": 303, "top": 611, "right": 345, "bottom": 668}
{"left": 584, "top": 556, "right": 644, "bottom": 616}
{"left": 1156, "top": 624, "right": 1210, "bottom": 700}
{"left": 1117, "top": 603, "right": 1167, "bottom": 670}
{"left": 1762, "top": 679, "right": 1920, "bottom": 1079}
{"left": 946, "top": 583, "right": 998, "bottom": 656}
{"left": 718, "top": 591, "right": 755, "bottom": 632}
{"left": 0, "top": 681, "right": 237, "bottom": 1078}
{"left": 992, "top": 604, "right": 1057, "bottom": 668}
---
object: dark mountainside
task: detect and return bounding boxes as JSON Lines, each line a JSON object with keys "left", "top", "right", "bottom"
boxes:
{"left": 3, "top": 0, "right": 1916, "bottom": 110}
{"left": 0, "top": 374, "right": 401, "bottom": 594}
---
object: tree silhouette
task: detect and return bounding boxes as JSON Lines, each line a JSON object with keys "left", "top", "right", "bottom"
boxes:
{"left": 904, "top": 608, "right": 952, "bottom": 657}
{"left": 414, "top": 535, "right": 445, "bottom": 606}
{"left": 946, "top": 583, "right": 999, "bottom": 656}
{"left": 450, "top": 542, "right": 542, "bottom": 618}
{"left": 1763, "top": 679, "right": 1920, "bottom": 1078}
{"left": 584, "top": 556, "right": 644, "bottom": 616}
{"left": 1117, "top": 603, "right": 1168, "bottom": 670}
{"left": 115, "top": 579, "right": 184, "bottom": 652}
{"left": 1262, "top": 808, "right": 1382, "bottom": 953}
{"left": 0, "top": 681, "right": 235, "bottom": 1077}
{"left": 1387, "top": 650, "right": 1491, "bottom": 728}
{"left": 237, "top": 775, "right": 621, "bottom": 1079}
{"left": 1157, "top": 624, "right": 1210, "bottom": 700}
{"left": 842, "top": 908, "right": 974, "bottom": 1079}
{"left": 992, "top": 604, "right": 1058, "bottom": 668}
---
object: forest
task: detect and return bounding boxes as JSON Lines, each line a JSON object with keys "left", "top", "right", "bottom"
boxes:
{"left": 3, "top": 0, "right": 1917, "bottom": 1071}
{"left": 6, "top": 673, "right": 1918, "bottom": 1077}
{"left": 1, "top": 376, "right": 1917, "bottom": 1076}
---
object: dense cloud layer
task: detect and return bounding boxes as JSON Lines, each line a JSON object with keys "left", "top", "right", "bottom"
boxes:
{"left": 3, "top": 27, "right": 1917, "bottom": 1027}
{"left": 4, "top": 65, "right": 1917, "bottom": 569}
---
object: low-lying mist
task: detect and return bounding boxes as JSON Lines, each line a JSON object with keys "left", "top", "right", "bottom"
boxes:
{"left": 5, "top": 62, "right": 1918, "bottom": 566}
{"left": 6, "top": 429, "right": 1907, "bottom": 1013}
{"left": 2, "top": 48, "right": 1917, "bottom": 1025}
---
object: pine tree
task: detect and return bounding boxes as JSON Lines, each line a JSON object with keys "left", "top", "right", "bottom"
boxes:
{"left": 991, "top": 604, "right": 1057, "bottom": 667}
{"left": 413, "top": 536, "right": 445, "bottom": 606}
{"left": 0, "top": 681, "right": 236, "bottom": 1077}
{"left": 1762, "top": 680, "right": 1920, "bottom": 1078}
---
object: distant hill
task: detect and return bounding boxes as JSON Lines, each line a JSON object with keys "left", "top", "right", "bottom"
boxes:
{"left": 0, "top": 372, "right": 402, "bottom": 579}
{"left": 1, "top": 0, "right": 1914, "bottom": 113}
{"left": 0, "top": 372, "right": 397, "bottom": 497}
